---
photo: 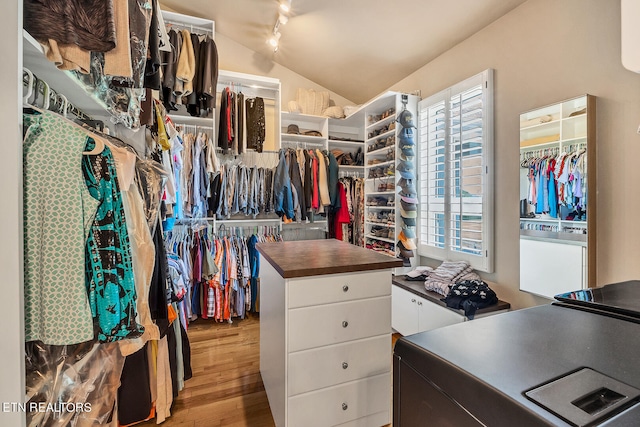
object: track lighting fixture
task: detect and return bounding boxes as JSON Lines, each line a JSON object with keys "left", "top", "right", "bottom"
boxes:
{"left": 267, "top": 2, "right": 291, "bottom": 53}
{"left": 279, "top": 0, "right": 292, "bottom": 14}
{"left": 267, "top": 31, "right": 281, "bottom": 51}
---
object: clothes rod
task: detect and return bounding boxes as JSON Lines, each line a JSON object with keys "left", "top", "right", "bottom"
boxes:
{"left": 218, "top": 218, "right": 281, "bottom": 223}
{"left": 165, "top": 20, "right": 213, "bottom": 35}
{"left": 217, "top": 81, "right": 279, "bottom": 92}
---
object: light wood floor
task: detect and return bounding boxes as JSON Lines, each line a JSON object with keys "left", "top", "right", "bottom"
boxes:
{"left": 139, "top": 314, "right": 399, "bottom": 427}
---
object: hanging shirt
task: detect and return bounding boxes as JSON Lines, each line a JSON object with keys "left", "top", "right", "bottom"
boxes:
{"left": 23, "top": 109, "right": 98, "bottom": 345}
{"left": 84, "top": 140, "right": 143, "bottom": 343}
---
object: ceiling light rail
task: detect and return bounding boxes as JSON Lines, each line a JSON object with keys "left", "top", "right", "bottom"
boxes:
{"left": 267, "top": 1, "right": 292, "bottom": 52}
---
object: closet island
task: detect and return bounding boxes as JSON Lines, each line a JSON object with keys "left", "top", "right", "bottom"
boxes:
{"left": 256, "top": 239, "right": 402, "bottom": 427}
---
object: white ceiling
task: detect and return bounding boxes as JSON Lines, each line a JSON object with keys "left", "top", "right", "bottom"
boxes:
{"left": 159, "top": 0, "right": 527, "bottom": 104}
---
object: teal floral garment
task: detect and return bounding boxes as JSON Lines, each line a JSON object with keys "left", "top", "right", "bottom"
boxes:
{"left": 83, "top": 141, "right": 144, "bottom": 342}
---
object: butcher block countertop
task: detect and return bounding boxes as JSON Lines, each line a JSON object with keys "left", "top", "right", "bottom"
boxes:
{"left": 256, "top": 239, "right": 403, "bottom": 278}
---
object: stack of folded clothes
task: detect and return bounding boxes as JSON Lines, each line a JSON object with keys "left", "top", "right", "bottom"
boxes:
{"left": 424, "top": 260, "right": 480, "bottom": 296}
{"left": 404, "top": 266, "right": 434, "bottom": 281}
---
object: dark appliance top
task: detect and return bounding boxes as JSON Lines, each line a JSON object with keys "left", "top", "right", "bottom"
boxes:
{"left": 554, "top": 280, "right": 640, "bottom": 320}
{"left": 395, "top": 304, "right": 640, "bottom": 426}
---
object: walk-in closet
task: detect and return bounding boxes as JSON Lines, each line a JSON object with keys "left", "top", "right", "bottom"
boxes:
{"left": 4, "top": 1, "right": 640, "bottom": 426}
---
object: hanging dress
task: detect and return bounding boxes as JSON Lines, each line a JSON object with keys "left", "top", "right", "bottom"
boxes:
{"left": 23, "top": 109, "right": 99, "bottom": 345}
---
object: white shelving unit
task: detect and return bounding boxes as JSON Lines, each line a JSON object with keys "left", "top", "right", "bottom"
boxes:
{"left": 519, "top": 94, "right": 596, "bottom": 298}
{"left": 329, "top": 111, "right": 365, "bottom": 177}
{"left": 281, "top": 112, "right": 328, "bottom": 149}
{"left": 163, "top": 11, "right": 216, "bottom": 138}
{"left": 351, "top": 91, "right": 419, "bottom": 261}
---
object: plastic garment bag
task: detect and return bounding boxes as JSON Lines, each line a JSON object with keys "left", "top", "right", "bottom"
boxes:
{"left": 25, "top": 341, "right": 125, "bottom": 427}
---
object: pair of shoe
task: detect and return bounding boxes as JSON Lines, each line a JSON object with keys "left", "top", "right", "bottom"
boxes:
{"left": 367, "top": 136, "right": 395, "bottom": 152}
{"left": 377, "top": 182, "right": 395, "bottom": 192}
{"left": 367, "top": 108, "right": 395, "bottom": 125}
{"left": 368, "top": 122, "right": 396, "bottom": 139}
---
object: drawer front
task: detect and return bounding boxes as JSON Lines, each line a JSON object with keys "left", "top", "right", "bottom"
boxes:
{"left": 288, "top": 270, "right": 391, "bottom": 309}
{"left": 334, "top": 411, "right": 390, "bottom": 427}
{"left": 288, "top": 373, "right": 391, "bottom": 427}
{"left": 288, "top": 296, "right": 391, "bottom": 352}
{"left": 288, "top": 334, "right": 390, "bottom": 396}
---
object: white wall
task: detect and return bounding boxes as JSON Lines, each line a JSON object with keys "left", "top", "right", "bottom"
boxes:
{"left": 388, "top": 0, "right": 640, "bottom": 310}
{"left": 0, "top": 1, "right": 25, "bottom": 425}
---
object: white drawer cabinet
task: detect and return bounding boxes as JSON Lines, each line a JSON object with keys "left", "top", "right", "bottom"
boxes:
{"left": 289, "top": 296, "right": 391, "bottom": 352}
{"left": 288, "top": 334, "right": 390, "bottom": 396}
{"left": 288, "top": 373, "right": 391, "bottom": 427}
{"left": 258, "top": 239, "right": 400, "bottom": 427}
{"left": 288, "top": 270, "right": 390, "bottom": 308}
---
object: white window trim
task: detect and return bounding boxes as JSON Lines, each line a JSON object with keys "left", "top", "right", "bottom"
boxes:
{"left": 417, "top": 69, "right": 494, "bottom": 273}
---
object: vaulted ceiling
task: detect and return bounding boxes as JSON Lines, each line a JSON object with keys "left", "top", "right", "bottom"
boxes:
{"left": 159, "top": 0, "right": 527, "bottom": 104}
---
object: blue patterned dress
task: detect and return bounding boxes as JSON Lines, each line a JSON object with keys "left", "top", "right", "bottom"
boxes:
{"left": 83, "top": 141, "right": 144, "bottom": 342}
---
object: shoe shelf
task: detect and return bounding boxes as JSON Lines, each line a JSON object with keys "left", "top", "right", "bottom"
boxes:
{"left": 365, "top": 206, "right": 395, "bottom": 210}
{"left": 367, "top": 145, "right": 395, "bottom": 157}
{"left": 365, "top": 234, "right": 395, "bottom": 244}
{"left": 365, "top": 129, "right": 395, "bottom": 144}
{"left": 366, "top": 176, "right": 394, "bottom": 181}
{"left": 366, "top": 113, "right": 396, "bottom": 131}
{"left": 366, "top": 159, "right": 395, "bottom": 169}
{"left": 367, "top": 191, "right": 395, "bottom": 196}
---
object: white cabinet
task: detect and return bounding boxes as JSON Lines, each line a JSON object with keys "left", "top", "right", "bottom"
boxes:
{"left": 260, "top": 254, "right": 395, "bottom": 427}
{"left": 392, "top": 285, "right": 464, "bottom": 336}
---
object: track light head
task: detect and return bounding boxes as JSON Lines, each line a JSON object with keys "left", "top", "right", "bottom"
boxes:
{"left": 279, "top": 0, "right": 292, "bottom": 13}
{"left": 267, "top": 31, "right": 281, "bottom": 50}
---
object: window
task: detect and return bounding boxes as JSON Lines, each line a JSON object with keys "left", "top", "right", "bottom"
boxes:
{"left": 418, "top": 69, "right": 494, "bottom": 272}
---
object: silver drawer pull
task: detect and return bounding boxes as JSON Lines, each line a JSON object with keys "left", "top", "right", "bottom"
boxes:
{"left": 342, "top": 403, "right": 348, "bottom": 411}
{"left": 342, "top": 321, "right": 349, "bottom": 328}
{"left": 417, "top": 301, "right": 423, "bottom": 306}
{"left": 411, "top": 298, "right": 416, "bottom": 303}
{"left": 342, "top": 362, "right": 349, "bottom": 369}
{"left": 343, "top": 285, "right": 349, "bottom": 292}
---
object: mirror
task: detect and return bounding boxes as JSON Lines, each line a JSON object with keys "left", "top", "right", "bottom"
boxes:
{"left": 519, "top": 95, "right": 596, "bottom": 299}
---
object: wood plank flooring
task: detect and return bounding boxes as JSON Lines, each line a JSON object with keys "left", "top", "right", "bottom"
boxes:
{"left": 139, "top": 315, "right": 400, "bottom": 426}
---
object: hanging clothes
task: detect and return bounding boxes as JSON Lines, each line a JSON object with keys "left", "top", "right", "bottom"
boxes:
{"left": 246, "top": 97, "right": 266, "bottom": 152}
{"left": 23, "top": 109, "right": 99, "bottom": 345}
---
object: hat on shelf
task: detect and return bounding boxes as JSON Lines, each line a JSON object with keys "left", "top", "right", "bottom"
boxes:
{"left": 397, "top": 240, "right": 415, "bottom": 258}
{"left": 400, "top": 199, "right": 417, "bottom": 212}
{"left": 398, "top": 109, "right": 417, "bottom": 129}
{"left": 400, "top": 145, "right": 415, "bottom": 158}
{"left": 398, "top": 127, "right": 415, "bottom": 146}
{"left": 402, "top": 216, "right": 416, "bottom": 226}
{"left": 397, "top": 161, "right": 415, "bottom": 179}
{"left": 404, "top": 226, "right": 417, "bottom": 239}
{"left": 303, "top": 130, "right": 322, "bottom": 137}
{"left": 287, "top": 124, "right": 301, "bottom": 134}
{"left": 398, "top": 230, "right": 417, "bottom": 250}
{"left": 397, "top": 178, "right": 417, "bottom": 194}
{"left": 400, "top": 206, "right": 418, "bottom": 219}
{"left": 400, "top": 194, "right": 419, "bottom": 204}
